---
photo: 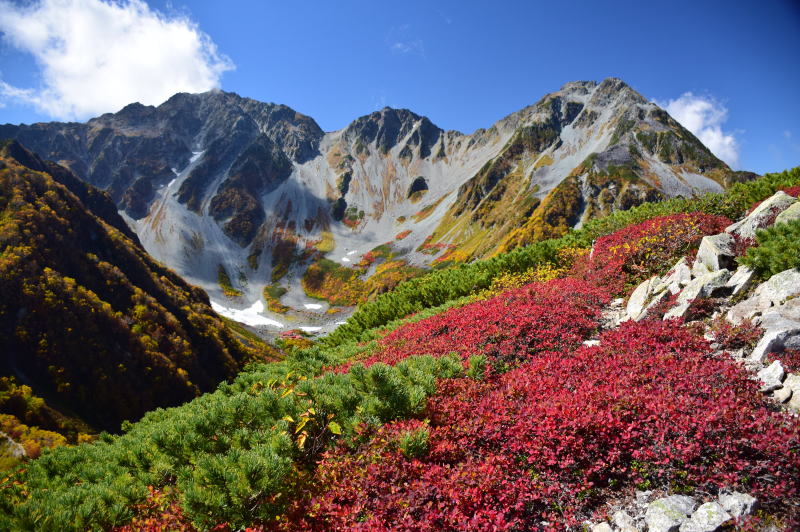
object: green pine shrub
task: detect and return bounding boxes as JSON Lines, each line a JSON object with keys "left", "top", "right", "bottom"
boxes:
{"left": 739, "top": 218, "right": 800, "bottom": 278}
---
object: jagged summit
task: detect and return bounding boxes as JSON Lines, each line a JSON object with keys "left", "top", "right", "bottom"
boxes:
{"left": 0, "top": 78, "right": 750, "bottom": 323}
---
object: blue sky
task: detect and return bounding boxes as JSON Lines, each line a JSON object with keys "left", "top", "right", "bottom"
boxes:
{"left": 0, "top": 0, "right": 798, "bottom": 174}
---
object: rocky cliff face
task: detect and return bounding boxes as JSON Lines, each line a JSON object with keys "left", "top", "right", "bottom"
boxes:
{"left": 0, "top": 79, "right": 752, "bottom": 322}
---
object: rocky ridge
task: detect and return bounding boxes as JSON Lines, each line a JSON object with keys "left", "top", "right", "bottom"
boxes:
{"left": 1, "top": 79, "right": 753, "bottom": 327}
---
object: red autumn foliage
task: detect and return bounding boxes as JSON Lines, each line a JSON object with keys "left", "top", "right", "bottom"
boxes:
{"left": 339, "top": 277, "right": 609, "bottom": 372}
{"left": 768, "top": 349, "right": 800, "bottom": 373}
{"left": 269, "top": 211, "right": 800, "bottom": 530}
{"left": 573, "top": 213, "right": 731, "bottom": 293}
{"left": 292, "top": 320, "right": 800, "bottom": 530}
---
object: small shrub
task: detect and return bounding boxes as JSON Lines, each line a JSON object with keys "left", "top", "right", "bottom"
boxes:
{"left": 709, "top": 317, "right": 762, "bottom": 351}
{"left": 738, "top": 219, "right": 800, "bottom": 278}
{"left": 398, "top": 427, "right": 430, "bottom": 459}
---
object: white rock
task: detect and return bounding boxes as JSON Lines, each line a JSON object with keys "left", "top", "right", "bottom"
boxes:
{"left": 613, "top": 510, "right": 640, "bottom": 532}
{"left": 645, "top": 495, "right": 697, "bottom": 532}
{"left": 773, "top": 386, "right": 793, "bottom": 403}
{"left": 656, "top": 258, "right": 692, "bottom": 293}
{"left": 754, "top": 269, "right": 800, "bottom": 307}
{"left": 726, "top": 268, "right": 800, "bottom": 325}
{"left": 726, "top": 191, "right": 797, "bottom": 240}
{"left": 750, "top": 328, "right": 800, "bottom": 363}
{"left": 724, "top": 266, "right": 755, "bottom": 296}
{"left": 774, "top": 199, "right": 800, "bottom": 225}
{"left": 783, "top": 373, "right": 800, "bottom": 393}
{"left": 788, "top": 390, "right": 800, "bottom": 411}
{"left": 693, "top": 233, "right": 736, "bottom": 273}
{"left": 627, "top": 276, "right": 661, "bottom": 321}
{"left": 591, "top": 523, "right": 614, "bottom": 532}
{"left": 718, "top": 491, "right": 758, "bottom": 519}
{"left": 679, "top": 502, "right": 732, "bottom": 532}
{"left": 759, "top": 306, "right": 800, "bottom": 333}
{"left": 583, "top": 339, "right": 601, "bottom": 347}
{"left": 757, "top": 360, "right": 785, "bottom": 392}
{"left": 664, "top": 270, "right": 731, "bottom": 320}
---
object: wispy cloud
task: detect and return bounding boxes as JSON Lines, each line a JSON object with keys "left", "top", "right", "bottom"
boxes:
{"left": 386, "top": 25, "right": 425, "bottom": 58}
{"left": 656, "top": 92, "right": 740, "bottom": 169}
{"left": 0, "top": 0, "right": 234, "bottom": 120}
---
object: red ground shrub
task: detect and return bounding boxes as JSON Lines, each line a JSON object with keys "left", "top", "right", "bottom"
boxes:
{"left": 575, "top": 213, "right": 731, "bottom": 293}
{"left": 341, "top": 277, "right": 609, "bottom": 372}
{"left": 295, "top": 320, "right": 800, "bottom": 530}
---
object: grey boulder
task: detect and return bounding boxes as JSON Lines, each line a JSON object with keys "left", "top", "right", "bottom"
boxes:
{"left": 645, "top": 495, "right": 697, "bottom": 532}
{"left": 679, "top": 502, "right": 732, "bottom": 532}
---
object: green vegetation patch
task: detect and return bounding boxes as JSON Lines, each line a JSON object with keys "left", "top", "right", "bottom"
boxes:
{"left": 739, "top": 218, "right": 800, "bottom": 278}
{"left": 217, "top": 264, "right": 242, "bottom": 298}
{"left": 0, "top": 347, "right": 463, "bottom": 530}
{"left": 263, "top": 284, "right": 290, "bottom": 313}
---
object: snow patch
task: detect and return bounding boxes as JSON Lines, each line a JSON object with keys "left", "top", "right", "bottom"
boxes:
{"left": 341, "top": 257, "right": 351, "bottom": 263}
{"left": 299, "top": 326, "right": 322, "bottom": 333}
{"left": 210, "top": 300, "right": 284, "bottom": 328}
{"left": 304, "top": 303, "right": 323, "bottom": 310}
{"left": 190, "top": 150, "right": 204, "bottom": 163}
{"left": 346, "top": 250, "right": 357, "bottom": 256}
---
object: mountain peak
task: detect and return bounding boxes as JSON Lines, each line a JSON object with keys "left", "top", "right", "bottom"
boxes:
{"left": 343, "top": 106, "right": 441, "bottom": 154}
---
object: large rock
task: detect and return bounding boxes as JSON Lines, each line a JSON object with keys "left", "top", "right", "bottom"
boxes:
{"left": 655, "top": 258, "right": 692, "bottom": 294}
{"left": 756, "top": 360, "right": 785, "bottom": 392}
{"left": 724, "top": 265, "right": 755, "bottom": 296}
{"left": 664, "top": 270, "right": 731, "bottom": 320}
{"left": 750, "top": 327, "right": 800, "bottom": 363}
{"left": 773, "top": 385, "right": 793, "bottom": 403}
{"left": 748, "top": 298, "right": 800, "bottom": 362}
{"left": 783, "top": 373, "right": 800, "bottom": 393}
{"left": 774, "top": 201, "right": 800, "bottom": 225}
{"left": 627, "top": 276, "right": 661, "bottom": 321}
{"left": 727, "top": 268, "right": 800, "bottom": 325}
{"left": 718, "top": 491, "right": 758, "bottom": 519}
{"left": 789, "top": 389, "right": 800, "bottom": 411}
{"left": 726, "top": 191, "right": 797, "bottom": 241}
{"left": 591, "top": 523, "right": 613, "bottom": 532}
{"left": 645, "top": 495, "right": 697, "bottom": 532}
{"left": 612, "top": 510, "right": 640, "bottom": 532}
{"left": 679, "top": 502, "right": 732, "bottom": 532}
{"left": 693, "top": 233, "right": 736, "bottom": 273}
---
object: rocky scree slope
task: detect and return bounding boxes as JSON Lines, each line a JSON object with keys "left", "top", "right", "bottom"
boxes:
{"left": 0, "top": 79, "right": 752, "bottom": 319}
{"left": 0, "top": 140, "right": 267, "bottom": 433}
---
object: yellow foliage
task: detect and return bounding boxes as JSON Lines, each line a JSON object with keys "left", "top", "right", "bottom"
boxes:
{"left": 314, "top": 231, "right": 335, "bottom": 253}
{"left": 472, "top": 262, "right": 567, "bottom": 301}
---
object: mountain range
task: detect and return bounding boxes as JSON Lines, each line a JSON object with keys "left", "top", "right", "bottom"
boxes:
{"left": 0, "top": 78, "right": 755, "bottom": 326}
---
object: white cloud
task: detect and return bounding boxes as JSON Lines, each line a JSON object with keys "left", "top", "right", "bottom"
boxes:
{"left": 0, "top": 0, "right": 234, "bottom": 120}
{"left": 657, "top": 92, "right": 740, "bottom": 169}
